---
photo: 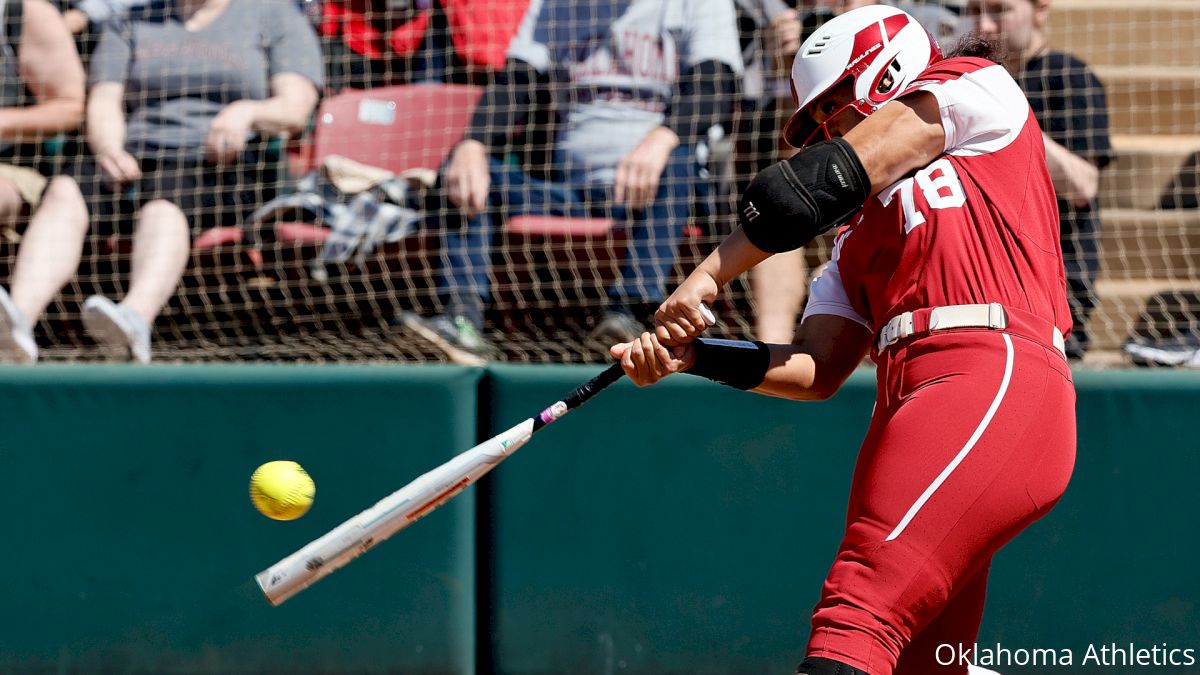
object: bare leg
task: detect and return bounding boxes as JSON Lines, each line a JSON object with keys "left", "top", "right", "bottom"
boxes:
{"left": 751, "top": 247, "right": 807, "bottom": 343}
{"left": 8, "top": 176, "right": 90, "bottom": 320}
{"left": 121, "top": 199, "right": 190, "bottom": 323}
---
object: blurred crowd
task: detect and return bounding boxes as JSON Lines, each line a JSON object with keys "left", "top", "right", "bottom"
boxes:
{"left": 0, "top": 0, "right": 1132, "bottom": 365}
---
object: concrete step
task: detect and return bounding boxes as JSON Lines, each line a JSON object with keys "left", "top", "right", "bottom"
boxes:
{"left": 1048, "top": 0, "right": 1200, "bottom": 69}
{"left": 1098, "top": 208, "right": 1200, "bottom": 279}
{"left": 1089, "top": 278, "right": 1200, "bottom": 350}
{"left": 1080, "top": 348, "right": 1133, "bottom": 369}
{"left": 1097, "top": 66, "right": 1200, "bottom": 136}
{"left": 1101, "top": 135, "right": 1200, "bottom": 210}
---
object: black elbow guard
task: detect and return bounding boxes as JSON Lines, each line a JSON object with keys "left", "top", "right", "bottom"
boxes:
{"left": 738, "top": 138, "right": 871, "bottom": 253}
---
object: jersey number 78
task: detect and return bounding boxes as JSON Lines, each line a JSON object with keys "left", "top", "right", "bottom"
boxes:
{"left": 882, "top": 158, "right": 967, "bottom": 233}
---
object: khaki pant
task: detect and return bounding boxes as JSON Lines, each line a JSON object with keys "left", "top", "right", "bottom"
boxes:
{"left": 0, "top": 163, "right": 48, "bottom": 208}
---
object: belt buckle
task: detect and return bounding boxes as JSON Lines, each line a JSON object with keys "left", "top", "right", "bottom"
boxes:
{"left": 878, "top": 312, "right": 913, "bottom": 351}
{"left": 987, "top": 302, "right": 1008, "bottom": 329}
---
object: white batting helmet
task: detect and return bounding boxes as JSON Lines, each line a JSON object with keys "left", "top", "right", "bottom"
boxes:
{"left": 784, "top": 5, "right": 943, "bottom": 148}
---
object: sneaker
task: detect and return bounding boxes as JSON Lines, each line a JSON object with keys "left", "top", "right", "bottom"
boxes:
{"left": 1124, "top": 340, "right": 1200, "bottom": 368}
{"left": 395, "top": 311, "right": 501, "bottom": 365}
{"left": 588, "top": 310, "right": 646, "bottom": 346}
{"left": 82, "top": 295, "right": 152, "bottom": 364}
{"left": 0, "top": 286, "right": 37, "bottom": 363}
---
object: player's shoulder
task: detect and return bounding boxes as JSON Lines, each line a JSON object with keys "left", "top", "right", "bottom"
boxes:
{"left": 911, "top": 57, "right": 1007, "bottom": 86}
{"left": 903, "top": 56, "right": 1027, "bottom": 106}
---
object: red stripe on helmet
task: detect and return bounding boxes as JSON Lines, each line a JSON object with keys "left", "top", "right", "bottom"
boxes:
{"left": 847, "top": 14, "right": 909, "bottom": 77}
{"left": 883, "top": 13, "right": 910, "bottom": 41}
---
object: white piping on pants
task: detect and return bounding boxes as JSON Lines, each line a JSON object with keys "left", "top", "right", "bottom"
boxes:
{"left": 885, "top": 334, "right": 1015, "bottom": 542}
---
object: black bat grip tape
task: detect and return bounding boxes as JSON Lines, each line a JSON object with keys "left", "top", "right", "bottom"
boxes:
{"left": 564, "top": 363, "right": 625, "bottom": 409}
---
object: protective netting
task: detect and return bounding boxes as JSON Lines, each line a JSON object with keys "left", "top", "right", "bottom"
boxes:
{"left": 1044, "top": 0, "right": 1200, "bottom": 366}
{"left": 1, "top": 0, "right": 1196, "bottom": 365}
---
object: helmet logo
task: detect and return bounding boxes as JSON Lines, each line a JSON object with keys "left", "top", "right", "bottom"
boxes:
{"left": 846, "top": 43, "right": 882, "bottom": 75}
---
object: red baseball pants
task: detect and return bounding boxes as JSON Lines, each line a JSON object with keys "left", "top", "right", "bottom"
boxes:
{"left": 806, "top": 328, "right": 1077, "bottom": 675}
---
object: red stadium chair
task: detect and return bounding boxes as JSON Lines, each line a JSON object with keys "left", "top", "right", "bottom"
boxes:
{"left": 309, "top": 84, "right": 484, "bottom": 172}
{"left": 274, "top": 83, "right": 484, "bottom": 255}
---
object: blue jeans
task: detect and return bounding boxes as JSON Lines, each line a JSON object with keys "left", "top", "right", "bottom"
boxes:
{"left": 433, "top": 145, "right": 700, "bottom": 325}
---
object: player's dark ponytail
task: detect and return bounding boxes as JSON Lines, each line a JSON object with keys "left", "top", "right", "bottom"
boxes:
{"left": 948, "top": 32, "right": 1006, "bottom": 63}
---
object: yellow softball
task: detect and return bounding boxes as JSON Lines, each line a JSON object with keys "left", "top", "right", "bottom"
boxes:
{"left": 249, "top": 461, "right": 315, "bottom": 521}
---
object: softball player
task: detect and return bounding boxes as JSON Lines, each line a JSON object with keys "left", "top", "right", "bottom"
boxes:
{"left": 611, "top": 6, "right": 1077, "bottom": 674}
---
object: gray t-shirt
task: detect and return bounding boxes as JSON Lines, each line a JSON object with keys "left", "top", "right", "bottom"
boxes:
{"left": 508, "top": 0, "right": 743, "bottom": 184}
{"left": 90, "top": 0, "right": 323, "bottom": 158}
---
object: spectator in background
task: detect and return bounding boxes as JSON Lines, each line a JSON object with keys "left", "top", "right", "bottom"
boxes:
{"left": 969, "top": 0, "right": 1112, "bottom": 359}
{"left": 58, "top": 0, "right": 318, "bottom": 34}
{"left": 21, "top": 0, "right": 322, "bottom": 363}
{"left": 0, "top": 0, "right": 87, "bottom": 363}
{"left": 320, "top": 0, "right": 530, "bottom": 91}
{"left": 398, "top": 0, "right": 742, "bottom": 363}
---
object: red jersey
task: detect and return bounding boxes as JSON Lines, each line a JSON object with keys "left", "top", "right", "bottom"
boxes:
{"left": 803, "top": 57, "right": 1073, "bottom": 351}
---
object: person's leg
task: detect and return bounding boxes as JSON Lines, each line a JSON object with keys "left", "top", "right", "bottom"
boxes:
{"left": 123, "top": 199, "right": 190, "bottom": 322}
{"left": 0, "top": 175, "right": 87, "bottom": 362}
{"left": 796, "top": 568, "right": 989, "bottom": 675}
{"left": 892, "top": 565, "right": 990, "bottom": 675}
{"left": 752, "top": 248, "right": 808, "bottom": 342}
{"left": 436, "top": 156, "right": 566, "bottom": 325}
{"left": 83, "top": 199, "right": 189, "bottom": 364}
{"left": 806, "top": 334, "right": 1075, "bottom": 675}
{"left": 1060, "top": 211, "right": 1100, "bottom": 359}
{"left": 407, "top": 156, "right": 579, "bottom": 362}
{"left": 7, "top": 176, "right": 90, "bottom": 321}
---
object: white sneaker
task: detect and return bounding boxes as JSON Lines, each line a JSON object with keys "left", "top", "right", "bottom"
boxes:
{"left": 81, "top": 295, "right": 151, "bottom": 364}
{"left": 0, "top": 286, "right": 37, "bottom": 363}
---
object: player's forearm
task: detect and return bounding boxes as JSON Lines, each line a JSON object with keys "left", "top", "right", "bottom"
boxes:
{"left": 688, "top": 341, "right": 844, "bottom": 401}
{"left": 0, "top": 99, "right": 84, "bottom": 141}
{"left": 696, "top": 227, "right": 773, "bottom": 290}
{"left": 750, "top": 345, "right": 827, "bottom": 401}
{"left": 1043, "top": 134, "right": 1099, "bottom": 207}
{"left": 750, "top": 314, "right": 871, "bottom": 400}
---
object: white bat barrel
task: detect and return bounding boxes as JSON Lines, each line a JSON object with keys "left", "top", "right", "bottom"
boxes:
{"left": 256, "top": 419, "right": 535, "bottom": 605}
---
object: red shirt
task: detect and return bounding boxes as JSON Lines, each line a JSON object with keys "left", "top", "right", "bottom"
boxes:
{"left": 803, "top": 57, "right": 1072, "bottom": 347}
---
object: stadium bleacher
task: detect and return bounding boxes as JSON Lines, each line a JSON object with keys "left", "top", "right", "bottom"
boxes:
{"left": 1048, "top": 0, "right": 1200, "bottom": 365}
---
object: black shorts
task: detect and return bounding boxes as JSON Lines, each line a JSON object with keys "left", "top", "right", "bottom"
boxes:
{"left": 76, "top": 141, "right": 286, "bottom": 237}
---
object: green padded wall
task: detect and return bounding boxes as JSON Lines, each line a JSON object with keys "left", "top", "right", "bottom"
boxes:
{"left": 2, "top": 364, "right": 1197, "bottom": 675}
{"left": 980, "top": 370, "right": 1200, "bottom": 674}
{"left": 484, "top": 365, "right": 876, "bottom": 674}
{"left": 0, "top": 365, "right": 480, "bottom": 675}
{"left": 485, "top": 366, "right": 1200, "bottom": 675}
